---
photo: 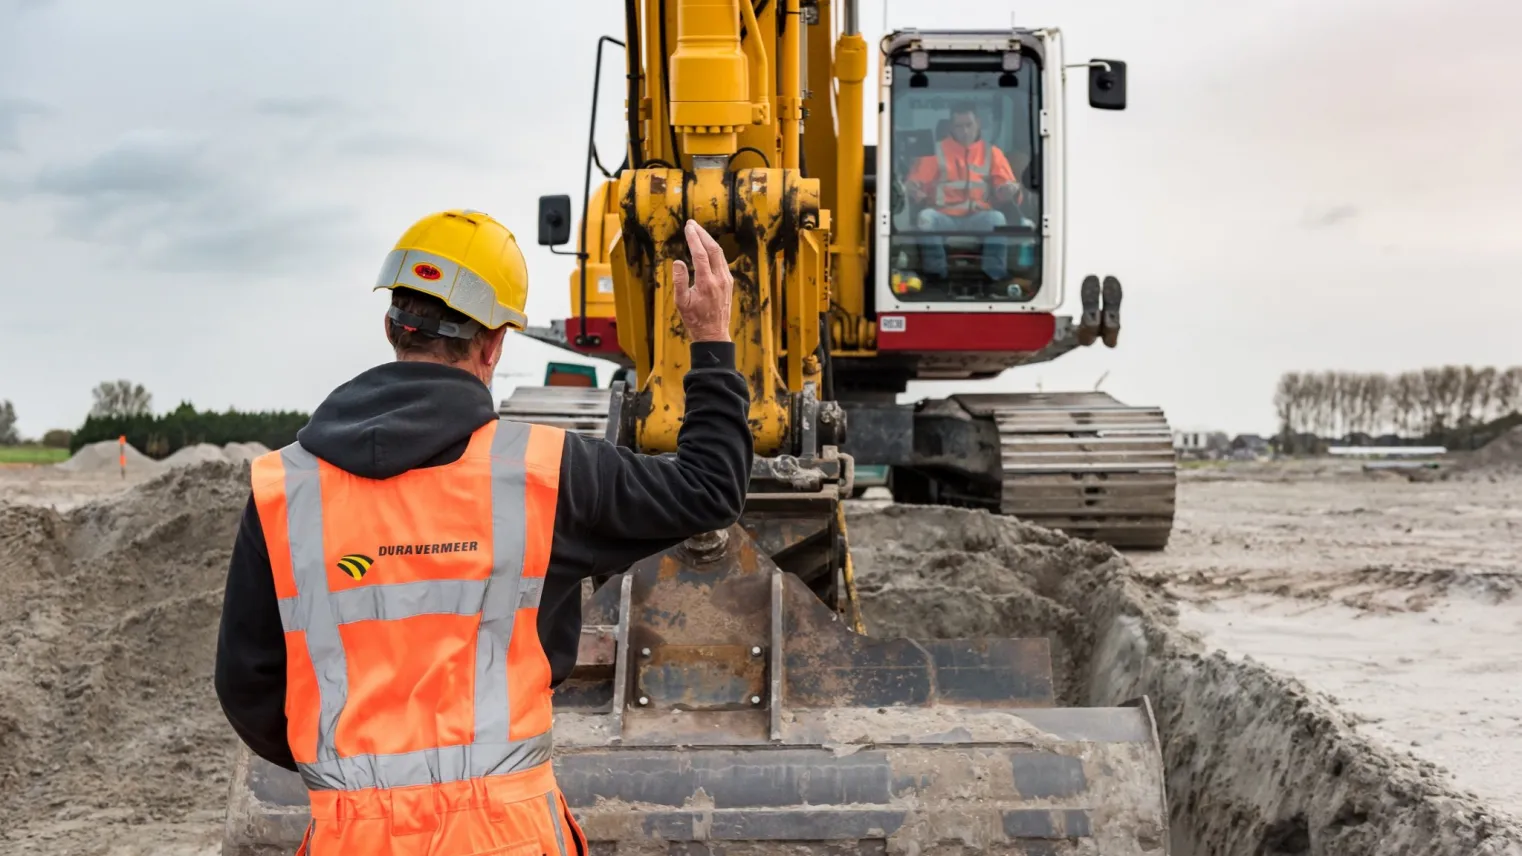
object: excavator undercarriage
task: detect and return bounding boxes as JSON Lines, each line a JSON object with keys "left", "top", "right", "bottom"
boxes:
{"left": 502, "top": 384, "right": 1177, "bottom": 550}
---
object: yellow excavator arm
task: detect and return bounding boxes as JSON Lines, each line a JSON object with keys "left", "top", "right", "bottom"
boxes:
{"left": 566, "top": 0, "right": 844, "bottom": 457}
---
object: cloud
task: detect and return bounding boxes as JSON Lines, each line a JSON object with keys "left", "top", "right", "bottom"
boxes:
{"left": 1302, "top": 204, "right": 1360, "bottom": 230}
{"left": 332, "top": 130, "right": 479, "bottom": 161}
{"left": 142, "top": 201, "right": 357, "bottom": 273}
{"left": 32, "top": 129, "right": 208, "bottom": 198}
{"left": 22, "top": 129, "right": 360, "bottom": 275}
{"left": 253, "top": 96, "right": 347, "bottom": 119}
{"left": 248, "top": 98, "right": 482, "bottom": 165}
{"left": 0, "top": 98, "right": 48, "bottom": 151}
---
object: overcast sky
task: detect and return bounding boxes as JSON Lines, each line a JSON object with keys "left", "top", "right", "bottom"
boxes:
{"left": 2, "top": 0, "right": 1518, "bottom": 438}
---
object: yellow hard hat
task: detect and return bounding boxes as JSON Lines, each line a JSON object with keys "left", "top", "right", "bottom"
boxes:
{"left": 373, "top": 209, "right": 529, "bottom": 335}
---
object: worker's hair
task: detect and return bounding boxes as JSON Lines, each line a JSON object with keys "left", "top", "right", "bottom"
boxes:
{"left": 385, "top": 289, "right": 486, "bottom": 362}
{"left": 949, "top": 101, "right": 979, "bottom": 119}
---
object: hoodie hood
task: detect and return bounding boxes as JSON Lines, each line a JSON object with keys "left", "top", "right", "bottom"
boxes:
{"left": 297, "top": 361, "right": 498, "bottom": 479}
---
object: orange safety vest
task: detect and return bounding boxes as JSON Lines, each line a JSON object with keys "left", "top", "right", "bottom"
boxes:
{"left": 250, "top": 418, "right": 585, "bottom": 856}
{"left": 910, "top": 138, "right": 1013, "bottom": 216}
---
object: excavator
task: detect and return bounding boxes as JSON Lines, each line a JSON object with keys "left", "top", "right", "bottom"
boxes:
{"left": 222, "top": 2, "right": 1172, "bottom": 853}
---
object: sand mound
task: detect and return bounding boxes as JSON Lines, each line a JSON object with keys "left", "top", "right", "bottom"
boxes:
{"left": 221, "top": 441, "right": 270, "bottom": 463}
{"left": 54, "top": 440, "right": 163, "bottom": 476}
{"left": 0, "top": 461, "right": 250, "bottom": 846}
{"left": 1444, "top": 426, "right": 1522, "bottom": 482}
{"left": 163, "top": 442, "right": 229, "bottom": 467}
{"left": 848, "top": 504, "right": 1522, "bottom": 856}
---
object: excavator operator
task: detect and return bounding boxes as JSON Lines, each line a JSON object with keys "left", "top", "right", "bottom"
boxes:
{"left": 906, "top": 102, "right": 1023, "bottom": 285}
{"left": 213, "top": 211, "right": 751, "bottom": 855}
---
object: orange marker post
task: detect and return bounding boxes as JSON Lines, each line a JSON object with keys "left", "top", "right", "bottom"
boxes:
{"left": 118, "top": 435, "right": 126, "bottom": 480}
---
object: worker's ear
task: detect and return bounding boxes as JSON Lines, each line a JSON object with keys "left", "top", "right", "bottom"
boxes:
{"left": 482, "top": 325, "right": 509, "bottom": 369}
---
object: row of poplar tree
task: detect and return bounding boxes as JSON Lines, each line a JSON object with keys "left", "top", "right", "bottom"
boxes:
{"left": 1274, "top": 365, "right": 1522, "bottom": 449}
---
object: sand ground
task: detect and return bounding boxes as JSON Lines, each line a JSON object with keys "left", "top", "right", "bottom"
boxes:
{"left": 2, "top": 454, "right": 1519, "bottom": 854}
{"left": 1130, "top": 460, "right": 1522, "bottom": 821}
{"left": 0, "top": 465, "right": 158, "bottom": 511}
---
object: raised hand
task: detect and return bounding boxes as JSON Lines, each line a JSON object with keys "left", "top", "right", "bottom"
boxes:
{"left": 671, "top": 220, "right": 734, "bottom": 344}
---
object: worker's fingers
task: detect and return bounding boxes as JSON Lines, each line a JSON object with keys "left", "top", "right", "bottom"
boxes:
{"left": 699, "top": 226, "right": 728, "bottom": 284}
{"left": 672, "top": 260, "right": 691, "bottom": 312}
{"left": 672, "top": 222, "right": 732, "bottom": 343}
{"left": 684, "top": 221, "right": 712, "bottom": 288}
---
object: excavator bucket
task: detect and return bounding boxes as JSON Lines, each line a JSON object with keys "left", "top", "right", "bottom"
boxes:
{"left": 222, "top": 520, "right": 1170, "bottom": 855}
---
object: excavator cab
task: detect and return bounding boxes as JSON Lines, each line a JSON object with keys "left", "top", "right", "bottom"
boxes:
{"left": 876, "top": 29, "right": 1125, "bottom": 313}
{"left": 881, "top": 37, "right": 1045, "bottom": 305}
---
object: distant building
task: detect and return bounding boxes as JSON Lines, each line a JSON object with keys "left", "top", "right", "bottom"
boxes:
{"left": 1232, "top": 434, "right": 1270, "bottom": 453}
{"left": 1173, "top": 430, "right": 1231, "bottom": 457}
{"left": 1173, "top": 430, "right": 1209, "bottom": 451}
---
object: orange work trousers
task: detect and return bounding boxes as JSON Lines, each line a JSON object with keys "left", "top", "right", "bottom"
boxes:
{"left": 295, "top": 767, "right": 586, "bottom": 856}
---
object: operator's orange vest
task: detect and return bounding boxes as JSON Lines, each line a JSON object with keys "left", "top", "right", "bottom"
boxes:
{"left": 250, "top": 418, "right": 585, "bottom": 856}
{"left": 918, "top": 138, "right": 997, "bottom": 215}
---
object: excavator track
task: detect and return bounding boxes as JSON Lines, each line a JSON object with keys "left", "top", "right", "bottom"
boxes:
{"left": 955, "top": 392, "right": 1178, "bottom": 550}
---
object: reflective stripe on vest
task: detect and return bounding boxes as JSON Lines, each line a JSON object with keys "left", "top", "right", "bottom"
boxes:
{"left": 934, "top": 140, "right": 992, "bottom": 209}
{"left": 250, "top": 418, "right": 564, "bottom": 794}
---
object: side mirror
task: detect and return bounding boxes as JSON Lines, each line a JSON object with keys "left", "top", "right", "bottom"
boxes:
{"left": 538, "top": 195, "right": 572, "bottom": 246}
{"left": 1088, "top": 59, "right": 1127, "bottom": 110}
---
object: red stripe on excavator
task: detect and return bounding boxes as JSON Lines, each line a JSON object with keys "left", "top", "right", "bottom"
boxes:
{"left": 875, "top": 312, "right": 1056, "bottom": 352}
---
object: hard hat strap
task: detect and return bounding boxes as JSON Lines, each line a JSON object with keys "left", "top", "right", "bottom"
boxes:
{"left": 386, "top": 306, "right": 482, "bottom": 340}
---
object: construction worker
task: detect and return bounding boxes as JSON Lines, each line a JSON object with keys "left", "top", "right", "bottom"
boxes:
{"left": 905, "top": 101, "right": 1026, "bottom": 285}
{"left": 213, "top": 211, "right": 751, "bottom": 855}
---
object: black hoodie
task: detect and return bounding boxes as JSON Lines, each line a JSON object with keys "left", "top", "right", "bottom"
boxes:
{"left": 214, "top": 342, "right": 751, "bottom": 773}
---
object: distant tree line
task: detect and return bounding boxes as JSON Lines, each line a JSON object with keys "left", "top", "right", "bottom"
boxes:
{"left": 72, "top": 401, "right": 310, "bottom": 459}
{"left": 0, "top": 400, "right": 18, "bottom": 446}
{"left": 2, "top": 381, "right": 309, "bottom": 458}
{"left": 1274, "top": 365, "right": 1522, "bottom": 452}
{"left": 73, "top": 379, "right": 307, "bottom": 458}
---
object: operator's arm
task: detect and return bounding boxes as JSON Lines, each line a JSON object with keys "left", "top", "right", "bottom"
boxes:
{"left": 991, "top": 147, "right": 1022, "bottom": 205}
{"left": 906, "top": 154, "right": 939, "bottom": 201}
{"left": 214, "top": 498, "right": 298, "bottom": 772}
{"left": 991, "top": 146, "right": 1017, "bottom": 186}
{"left": 548, "top": 220, "right": 751, "bottom": 578}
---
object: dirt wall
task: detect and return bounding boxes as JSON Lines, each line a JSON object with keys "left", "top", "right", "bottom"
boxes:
{"left": 847, "top": 504, "right": 1522, "bottom": 856}
{"left": 0, "top": 462, "right": 249, "bottom": 854}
